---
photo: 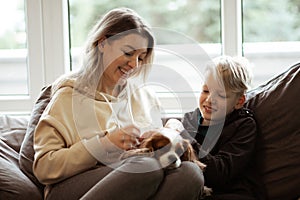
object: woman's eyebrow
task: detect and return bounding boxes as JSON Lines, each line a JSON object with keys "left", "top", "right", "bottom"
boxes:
{"left": 124, "top": 45, "right": 147, "bottom": 54}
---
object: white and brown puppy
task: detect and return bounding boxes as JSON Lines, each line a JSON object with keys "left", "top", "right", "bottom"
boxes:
{"left": 120, "top": 119, "right": 212, "bottom": 196}
{"left": 121, "top": 119, "right": 205, "bottom": 169}
{"left": 140, "top": 128, "right": 206, "bottom": 170}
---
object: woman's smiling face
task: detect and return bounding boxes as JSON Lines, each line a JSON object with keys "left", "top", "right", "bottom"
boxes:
{"left": 100, "top": 33, "right": 149, "bottom": 93}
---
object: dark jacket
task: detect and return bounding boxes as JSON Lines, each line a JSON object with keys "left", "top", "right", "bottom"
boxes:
{"left": 181, "top": 108, "right": 265, "bottom": 200}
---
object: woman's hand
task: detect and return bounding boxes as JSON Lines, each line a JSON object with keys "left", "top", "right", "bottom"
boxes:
{"left": 106, "top": 125, "right": 141, "bottom": 150}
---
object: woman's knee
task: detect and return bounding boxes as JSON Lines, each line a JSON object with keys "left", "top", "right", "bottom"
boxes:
{"left": 180, "top": 161, "right": 205, "bottom": 188}
{"left": 120, "top": 156, "right": 162, "bottom": 172}
{"left": 120, "top": 156, "right": 164, "bottom": 184}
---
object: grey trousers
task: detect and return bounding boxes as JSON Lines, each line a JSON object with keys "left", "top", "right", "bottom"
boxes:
{"left": 46, "top": 156, "right": 204, "bottom": 200}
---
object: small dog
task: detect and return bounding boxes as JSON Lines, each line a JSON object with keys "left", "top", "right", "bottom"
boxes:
{"left": 120, "top": 127, "right": 204, "bottom": 169}
{"left": 120, "top": 127, "right": 212, "bottom": 196}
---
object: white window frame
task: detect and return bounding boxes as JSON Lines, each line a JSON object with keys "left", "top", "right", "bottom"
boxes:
{"left": 0, "top": 0, "right": 69, "bottom": 114}
{"left": 221, "top": 0, "right": 242, "bottom": 56}
{"left": 5, "top": 0, "right": 297, "bottom": 114}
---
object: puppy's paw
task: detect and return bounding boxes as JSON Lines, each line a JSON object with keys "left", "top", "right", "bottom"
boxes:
{"left": 194, "top": 160, "right": 207, "bottom": 171}
{"left": 203, "top": 186, "right": 213, "bottom": 196}
{"left": 199, "top": 186, "right": 213, "bottom": 199}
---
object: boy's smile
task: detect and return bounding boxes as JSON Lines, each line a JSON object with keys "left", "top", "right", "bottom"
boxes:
{"left": 199, "top": 72, "right": 244, "bottom": 125}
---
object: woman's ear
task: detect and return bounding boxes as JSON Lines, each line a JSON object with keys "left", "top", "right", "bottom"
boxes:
{"left": 98, "top": 37, "right": 107, "bottom": 52}
{"left": 234, "top": 94, "right": 246, "bottom": 109}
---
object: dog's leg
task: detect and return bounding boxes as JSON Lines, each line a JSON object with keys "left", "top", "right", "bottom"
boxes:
{"left": 202, "top": 186, "right": 213, "bottom": 196}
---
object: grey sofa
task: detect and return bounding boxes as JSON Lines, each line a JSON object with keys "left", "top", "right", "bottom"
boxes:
{"left": 1, "top": 62, "right": 299, "bottom": 200}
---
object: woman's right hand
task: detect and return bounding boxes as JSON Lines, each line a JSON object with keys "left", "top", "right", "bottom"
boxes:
{"left": 106, "top": 125, "right": 141, "bottom": 150}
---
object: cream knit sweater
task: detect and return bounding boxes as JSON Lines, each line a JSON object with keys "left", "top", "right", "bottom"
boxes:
{"left": 33, "top": 79, "right": 162, "bottom": 185}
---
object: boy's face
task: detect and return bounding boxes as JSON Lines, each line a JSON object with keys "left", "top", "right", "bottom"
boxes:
{"left": 199, "top": 72, "right": 244, "bottom": 125}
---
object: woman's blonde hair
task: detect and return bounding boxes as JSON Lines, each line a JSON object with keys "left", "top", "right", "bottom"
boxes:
{"left": 52, "top": 7, "right": 155, "bottom": 95}
{"left": 206, "top": 55, "right": 252, "bottom": 95}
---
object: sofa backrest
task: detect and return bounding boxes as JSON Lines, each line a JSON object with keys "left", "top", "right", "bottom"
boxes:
{"left": 244, "top": 62, "right": 300, "bottom": 200}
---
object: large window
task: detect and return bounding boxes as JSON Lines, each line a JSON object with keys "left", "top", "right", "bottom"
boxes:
{"left": 1, "top": 0, "right": 299, "bottom": 114}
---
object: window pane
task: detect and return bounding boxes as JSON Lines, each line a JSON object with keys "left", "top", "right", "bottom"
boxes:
{"left": 68, "top": 0, "right": 221, "bottom": 115}
{"left": 69, "top": 0, "right": 221, "bottom": 46}
{"left": 69, "top": 0, "right": 221, "bottom": 70}
{"left": 0, "top": 0, "right": 28, "bottom": 95}
{"left": 243, "top": 0, "right": 300, "bottom": 87}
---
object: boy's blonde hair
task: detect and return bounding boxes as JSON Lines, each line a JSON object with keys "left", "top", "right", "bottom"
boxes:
{"left": 206, "top": 55, "right": 252, "bottom": 95}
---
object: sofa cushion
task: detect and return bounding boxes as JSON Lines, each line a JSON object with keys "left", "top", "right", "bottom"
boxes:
{"left": 0, "top": 115, "right": 28, "bottom": 153}
{"left": 245, "top": 62, "right": 300, "bottom": 200}
{"left": 0, "top": 155, "right": 42, "bottom": 200}
{"left": 19, "top": 85, "right": 52, "bottom": 193}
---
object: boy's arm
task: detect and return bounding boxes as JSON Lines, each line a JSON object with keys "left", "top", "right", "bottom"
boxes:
{"left": 200, "top": 117, "right": 257, "bottom": 189}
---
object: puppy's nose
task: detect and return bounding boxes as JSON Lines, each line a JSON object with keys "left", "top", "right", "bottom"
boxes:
{"left": 168, "top": 154, "right": 178, "bottom": 163}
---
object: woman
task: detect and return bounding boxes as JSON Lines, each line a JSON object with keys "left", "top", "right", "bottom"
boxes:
{"left": 33, "top": 8, "right": 204, "bottom": 200}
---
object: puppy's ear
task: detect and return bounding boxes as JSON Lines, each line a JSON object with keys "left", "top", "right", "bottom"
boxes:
{"left": 180, "top": 139, "right": 193, "bottom": 161}
{"left": 180, "top": 139, "right": 207, "bottom": 171}
{"left": 140, "top": 132, "right": 170, "bottom": 151}
{"left": 139, "top": 138, "right": 154, "bottom": 152}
